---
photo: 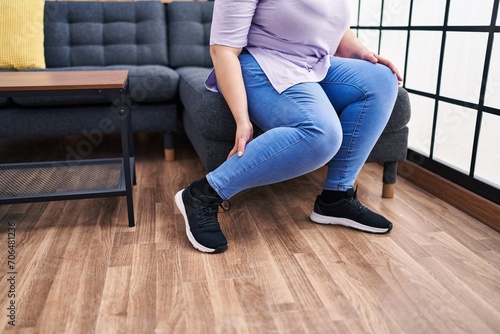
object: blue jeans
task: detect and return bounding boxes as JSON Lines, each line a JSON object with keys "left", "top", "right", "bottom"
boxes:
{"left": 207, "top": 52, "right": 398, "bottom": 200}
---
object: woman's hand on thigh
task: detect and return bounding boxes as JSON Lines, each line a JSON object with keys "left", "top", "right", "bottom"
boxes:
{"left": 227, "top": 121, "right": 254, "bottom": 159}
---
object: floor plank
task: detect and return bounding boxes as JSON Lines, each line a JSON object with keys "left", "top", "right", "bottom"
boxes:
{"left": 0, "top": 133, "right": 499, "bottom": 333}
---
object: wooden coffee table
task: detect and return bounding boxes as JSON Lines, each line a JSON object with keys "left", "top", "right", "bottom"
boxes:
{"left": 0, "top": 71, "right": 136, "bottom": 227}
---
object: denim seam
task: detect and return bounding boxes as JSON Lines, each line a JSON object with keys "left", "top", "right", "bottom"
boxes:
{"left": 320, "top": 81, "right": 367, "bottom": 190}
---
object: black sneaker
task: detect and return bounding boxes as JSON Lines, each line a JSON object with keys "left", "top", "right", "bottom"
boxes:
{"left": 310, "top": 188, "right": 393, "bottom": 234}
{"left": 175, "top": 183, "right": 228, "bottom": 253}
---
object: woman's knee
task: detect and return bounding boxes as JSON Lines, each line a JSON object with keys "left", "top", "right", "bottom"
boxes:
{"left": 367, "top": 64, "right": 398, "bottom": 98}
{"left": 306, "top": 117, "right": 343, "bottom": 162}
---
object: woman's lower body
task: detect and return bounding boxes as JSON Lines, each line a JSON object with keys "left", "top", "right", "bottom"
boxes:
{"left": 175, "top": 52, "right": 398, "bottom": 253}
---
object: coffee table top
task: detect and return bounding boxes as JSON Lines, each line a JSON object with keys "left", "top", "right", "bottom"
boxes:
{"left": 0, "top": 70, "right": 129, "bottom": 92}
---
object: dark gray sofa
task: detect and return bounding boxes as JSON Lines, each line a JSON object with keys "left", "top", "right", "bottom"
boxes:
{"left": 1, "top": 1, "right": 179, "bottom": 160}
{"left": 1, "top": 1, "right": 410, "bottom": 197}
{"left": 168, "top": 2, "right": 411, "bottom": 198}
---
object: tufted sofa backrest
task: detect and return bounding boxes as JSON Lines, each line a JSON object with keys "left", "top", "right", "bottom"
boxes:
{"left": 43, "top": 1, "right": 168, "bottom": 68}
{"left": 167, "top": 1, "right": 214, "bottom": 69}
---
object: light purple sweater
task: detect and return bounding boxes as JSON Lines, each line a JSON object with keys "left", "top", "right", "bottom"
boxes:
{"left": 205, "top": 0, "right": 351, "bottom": 94}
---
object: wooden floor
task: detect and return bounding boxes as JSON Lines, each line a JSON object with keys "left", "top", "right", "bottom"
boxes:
{"left": 1, "top": 133, "right": 499, "bottom": 334}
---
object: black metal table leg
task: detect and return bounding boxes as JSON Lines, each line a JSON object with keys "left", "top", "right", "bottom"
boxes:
{"left": 120, "top": 107, "right": 135, "bottom": 228}
{"left": 101, "top": 80, "right": 136, "bottom": 227}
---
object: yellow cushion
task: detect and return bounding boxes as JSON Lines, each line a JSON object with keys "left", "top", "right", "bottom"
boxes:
{"left": 0, "top": 0, "right": 46, "bottom": 70}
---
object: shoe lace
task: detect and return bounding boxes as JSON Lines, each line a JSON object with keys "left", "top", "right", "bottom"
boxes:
{"left": 198, "top": 200, "right": 231, "bottom": 226}
{"left": 347, "top": 186, "right": 368, "bottom": 215}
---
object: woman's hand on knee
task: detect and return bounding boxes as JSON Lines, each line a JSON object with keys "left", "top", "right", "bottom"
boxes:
{"left": 228, "top": 122, "right": 254, "bottom": 159}
{"left": 360, "top": 51, "right": 403, "bottom": 83}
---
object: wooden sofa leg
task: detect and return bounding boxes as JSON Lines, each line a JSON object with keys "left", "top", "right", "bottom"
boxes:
{"left": 382, "top": 161, "right": 398, "bottom": 198}
{"left": 382, "top": 183, "right": 395, "bottom": 198}
{"left": 164, "top": 148, "right": 175, "bottom": 161}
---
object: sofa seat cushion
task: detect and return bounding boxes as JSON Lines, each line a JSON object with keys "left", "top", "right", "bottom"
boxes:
{"left": 179, "top": 67, "right": 411, "bottom": 142}
{"left": 178, "top": 66, "right": 236, "bottom": 141}
{"left": 384, "top": 87, "right": 411, "bottom": 132}
{"left": 12, "top": 65, "right": 179, "bottom": 106}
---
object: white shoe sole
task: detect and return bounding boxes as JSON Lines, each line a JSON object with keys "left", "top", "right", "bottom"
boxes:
{"left": 310, "top": 211, "right": 391, "bottom": 234}
{"left": 175, "top": 189, "right": 219, "bottom": 253}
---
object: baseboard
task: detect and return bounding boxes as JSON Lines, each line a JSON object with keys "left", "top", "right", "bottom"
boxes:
{"left": 398, "top": 160, "right": 500, "bottom": 232}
